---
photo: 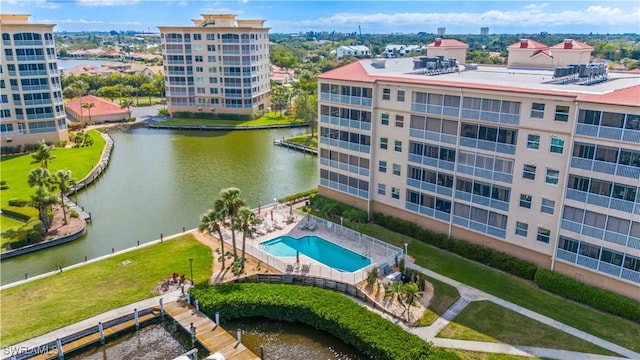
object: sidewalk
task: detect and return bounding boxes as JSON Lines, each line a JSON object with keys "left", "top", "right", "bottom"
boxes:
{"left": 406, "top": 262, "right": 639, "bottom": 359}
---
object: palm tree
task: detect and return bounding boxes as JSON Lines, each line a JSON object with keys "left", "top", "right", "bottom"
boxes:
{"left": 120, "top": 99, "right": 134, "bottom": 120}
{"left": 27, "top": 167, "right": 52, "bottom": 189}
{"left": 28, "top": 168, "right": 56, "bottom": 230}
{"left": 213, "top": 187, "right": 245, "bottom": 259}
{"left": 199, "top": 208, "right": 227, "bottom": 269}
{"left": 384, "top": 281, "right": 404, "bottom": 303}
{"left": 52, "top": 169, "right": 75, "bottom": 225}
{"left": 30, "top": 140, "right": 56, "bottom": 169}
{"left": 401, "top": 282, "right": 423, "bottom": 323}
{"left": 81, "top": 102, "right": 96, "bottom": 128}
{"left": 234, "top": 206, "right": 262, "bottom": 268}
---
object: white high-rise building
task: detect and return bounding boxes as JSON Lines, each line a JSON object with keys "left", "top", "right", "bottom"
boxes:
{"left": 159, "top": 14, "right": 271, "bottom": 117}
{"left": 317, "top": 58, "right": 640, "bottom": 300}
{"left": 1, "top": 14, "right": 68, "bottom": 148}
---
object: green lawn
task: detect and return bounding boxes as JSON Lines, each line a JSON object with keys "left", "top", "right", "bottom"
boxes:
{"left": 0, "top": 130, "right": 105, "bottom": 209}
{"left": 448, "top": 350, "right": 541, "bottom": 360}
{"left": 437, "top": 301, "right": 615, "bottom": 355}
{"left": 284, "top": 134, "right": 318, "bottom": 150}
{"left": 356, "top": 222, "right": 640, "bottom": 352}
{"left": 160, "top": 112, "right": 305, "bottom": 127}
{"left": 415, "top": 275, "right": 460, "bottom": 326}
{"left": 0, "top": 234, "right": 212, "bottom": 345}
{"left": 115, "top": 97, "right": 164, "bottom": 107}
{"left": 0, "top": 215, "right": 26, "bottom": 248}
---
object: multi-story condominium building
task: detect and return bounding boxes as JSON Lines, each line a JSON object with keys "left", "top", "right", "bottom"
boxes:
{"left": 317, "top": 57, "right": 640, "bottom": 300}
{"left": 158, "top": 14, "right": 271, "bottom": 117}
{"left": 0, "top": 14, "right": 68, "bottom": 147}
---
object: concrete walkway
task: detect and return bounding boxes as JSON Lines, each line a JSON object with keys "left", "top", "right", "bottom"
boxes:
{"left": 405, "top": 262, "right": 639, "bottom": 359}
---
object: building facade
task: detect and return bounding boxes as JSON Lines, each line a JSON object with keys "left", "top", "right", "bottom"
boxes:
{"left": 158, "top": 14, "right": 270, "bottom": 117}
{"left": 317, "top": 58, "right": 640, "bottom": 300}
{"left": 0, "top": 14, "right": 68, "bottom": 147}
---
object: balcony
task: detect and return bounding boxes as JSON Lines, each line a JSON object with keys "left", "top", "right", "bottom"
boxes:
{"left": 320, "top": 136, "right": 370, "bottom": 154}
{"left": 459, "top": 137, "right": 516, "bottom": 155}
{"left": 319, "top": 178, "right": 368, "bottom": 200}
{"left": 456, "top": 163, "right": 513, "bottom": 184}
{"left": 13, "top": 40, "right": 43, "bottom": 46}
{"left": 319, "top": 158, "right": 369, "bottom": 177}
{"left": 19, "top": 70, "right": 48, "bottom": 76}
{"left": 405, "top": 201, "right": 451, "bottom": 222}
{"left": 409, "top": 128, "right": 457, "bottom": 145}
{"left": 570, "top": 157, "right": 640, "bottom": 180}
{"left": 320, "top": 115, "right": 371, "bottom": 131}
{"left": 576, "top": 123, "right": 640, "bottom": 144}
{"left": 16, "top": 55, "right": 45, "bottom": 61}
{"left": 320, "top": 92, "right": 372, "bottom": 107}
{"left": 24, "top": 99, "right": 53, "bottom": 106}
{"left": 21, "top": 85, "right": 49, "bottom": 91}
{"left": 565, "top": 188, "right": 638, "bottom": 215}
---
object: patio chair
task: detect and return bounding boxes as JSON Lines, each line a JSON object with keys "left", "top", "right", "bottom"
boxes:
{"left": 286, "top": 264, "right": 294, "bottom": 273}
{"left": 307, "top": 219, "right": 317, "bottom": 231}
{"left": 298, "top": 218, "right": 308, "bottom": 230}
{"left": 301, "top": 263, "right": 310, "bottom": 274}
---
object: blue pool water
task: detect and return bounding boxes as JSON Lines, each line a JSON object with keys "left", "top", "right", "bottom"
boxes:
{"left": 260, "top": 235, "right": 371, "bottom": 272}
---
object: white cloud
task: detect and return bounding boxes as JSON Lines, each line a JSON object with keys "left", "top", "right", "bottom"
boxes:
{"left": 178, "top": 1, "right": 188, "bottom": 6}
{"left": 42, "top": 18, "right": 142, "bottom": 26}
{"left": 287, "top": 4, "right": 640, "bottom": 30}
{"left": 76, "top": 0, "right": 139, "bottom": 6}
{"left": 5, "top": 0, "right": 18, "bottom": 5}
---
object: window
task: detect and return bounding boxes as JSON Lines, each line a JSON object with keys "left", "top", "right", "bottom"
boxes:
{"left": 381, "top": 113, "right": 389, "bottom": 125}
{"left": 379, "top": 160, "right": 387, "bottom": 173}
{"left": 536, "top": 227, "right": 551, "bottom": 243}
{"left": 380, "top": 137, "right": 388, "bottom": 150}
{"left": 392, "top": 164, "right": 401, "bottom": 176}
{"left": 554, "top": 105, "right": 570, "bottom": 122}
{"left": 519, "top": 194, "right": 532, "bottom": 208}
{"left": 391, "top": 187, "right": 400, "bottom": 199}
{"left": 515, "top": 222, "right": 528, "bottom": 237}
{"left": 397, "top": 90, "right": 405, "bottom": 102}
{"left": 394, "top": 140, "right": 402, "bottom": 152}
{"left": 531, "top": 103, "right": 545, "bottom": 119}
{"left": 382, "top": 88, "right": 391, "bottom": 100}
{"left": 541, "top": 198, "right": 555, "bottom": 215}
{"left": 395, "top": 115, "right": 404, "bottom": 127}
{"left": 527, "top": 134, "right": 540, "bottom": 150}
{"left": 193, "top": 34, "right": 201, "bottom": 40}
{"left": 545, "top": 169, "right": 560, "bottom": 185}
{"left": 550, "top": 137, "right": 564, "bottom": 154}
{"left": 523, "top": 164, "right": 536, "bottom": 180}
{"left": 378, "top": 183, "right": 386, "bottom": 195}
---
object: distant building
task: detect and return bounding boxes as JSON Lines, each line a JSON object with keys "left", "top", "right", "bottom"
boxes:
{"left": 62, "top": 63, "right": 163, "bottom": 77}
{"left": 481, "top": 27, "right": 489, "bottom": 35}
{"left": 425, "top": 38, "right": 469, "bottom": 65}
{"left": 158, "top": 14, "right": 271, "bottom": 117}
{"left": 507, "top": 38, "right": 594, "bottom": 69}
{"left": 384, "top": 44, "right": 406, "bottom": 58}
{"left": 336, "top": 45, "right": 370, "bottom": 59}
{"left": 0, "top": 14, "right": 68, "bottom": 147}
{"left": 270, "top": 65, "right": 295, "bottom": 85}
{"left": 437, "top": 27, "right": 446, "bottom": 36}
{"left": 65, "top": 95, "right": 128, "bottom": 125}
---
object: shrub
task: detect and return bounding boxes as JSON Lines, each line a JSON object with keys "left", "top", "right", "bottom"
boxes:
{"left": 310, "top": 195, "right": 368, "bottom": 223}
{"left": 1, "top": 206, "right": 39, "bottom": 222}
{"left": 1, "top": 145, "right": 23, "bottom": 155}
{"left": 70, "top": 210, "right": 79, "bottom": 218}
{"left": 192, "top": 283, "right": 444, "bottom": 360}
{"left": 371, "top": 212, "right": 538, "bottom": 280}
{"left": 158, "top": 109, "right": 170, "bottom": 116}
{"left": 278, "top": 188, "right": 317, "bottom": 204}
{"left": 172, "top": 111, "right": 252, "bottom": 121}
{"left": 0, "top": 185, "right": 7, "bottom": 190}
{"left": 7, "top": 199, "right": 29, "bottom": 207}
{"left": 534, "top": 269, "right": 640, "bottom": 322}
{"left": 56, "top": 140, "right": 68, "bottom": 148}
{"left": 22, "top": 143, "right": 40, "bottom": 152}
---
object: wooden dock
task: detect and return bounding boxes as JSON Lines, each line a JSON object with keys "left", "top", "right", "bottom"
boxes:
{"left": 164, "top": 301, "right": 259, "bottom": 360}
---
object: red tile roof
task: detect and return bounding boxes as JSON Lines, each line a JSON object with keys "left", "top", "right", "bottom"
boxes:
{"left": 426, "top": 39, "right": 468, "bottom": 48}
{"left": 530, "top": 49, "right": 553, "bottom": 58}
{"left": 576, "top": 84, "right": 640, "bottom": 107}
{"left": 507, "top": 39, "right": 548, "bottom": 50}
{"left": 65, "top": 95, "right": 128, "bottom": 116}
{"left": 316, "top": 61, "right": 375, "bottom": 83}
{"left": 550, "top": 40, "right": 594, "bottom": 50}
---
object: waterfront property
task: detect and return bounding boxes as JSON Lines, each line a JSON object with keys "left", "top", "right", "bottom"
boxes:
{"left": 317, "top": 54, "right": 640, "bottom": 300}
{"left": 158, "top": 14, "right": 271, "bottom": 117}
{"left": 0, "top": 14, "right": 68, "bottom": 147}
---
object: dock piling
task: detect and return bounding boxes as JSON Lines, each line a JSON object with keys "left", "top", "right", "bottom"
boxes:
{"left": 56, "top": 338, "right": 63, "bottom": 359}
{"left": 98, "top": 322, "right": 105, "bottom": 344}
{"left": 134, "top": 308, "right": 139, "bottom": 330}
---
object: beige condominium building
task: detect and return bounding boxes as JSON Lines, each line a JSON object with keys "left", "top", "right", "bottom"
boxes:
{"left": 158, "top": 14, "right": 271, "bottom": 117}
{"left": 317, "top": 55, "right": 640, "bottom": 300}
{"left": 0, "top": 14, "right": 68, "bottom": 147}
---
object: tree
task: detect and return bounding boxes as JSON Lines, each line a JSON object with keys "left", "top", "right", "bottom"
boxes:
{"left": 28, "top": 168, "right": 56, "bottom": 230}
{"left": 120, "top": 99, "right": 134, "bottom": 119}
{"left": 52, "top": 170, "right": 75, "bottom": 225}
{"left": 199, "top": 208, "right": 227, "bottom": 269}
{"left": 140, "top": 83, "right": 157, "bottom": 105}
{"left": 97, "top": 85, "right": 122, "bottom": 102}
{"left": 213, "top": 187, "right": 245, "bottom": 259}
{"left": 234, "top": 206, "right": 262, "bottom": 268}
{"left": 81, "top": 102, "right": 96, "bottom": 128}
{"left": 30, "top": 140, "right": 56, "bottom": 169}
{"left": 294, "top": 92, "right": 318, "bottom": 137}
{"left": 270, "top": 85, "right": 291, "bottom": 115}
{"left": 400, "top": 282, "right": 423, "bottom": 323}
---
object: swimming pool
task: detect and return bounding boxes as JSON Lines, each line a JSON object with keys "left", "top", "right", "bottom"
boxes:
{"left": 260, "top": 235, "right": 371, "bottom": 272}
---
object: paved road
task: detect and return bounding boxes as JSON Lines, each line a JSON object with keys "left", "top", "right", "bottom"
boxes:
{"left": 130, "top": 104, "right": 169, "bottom": 123}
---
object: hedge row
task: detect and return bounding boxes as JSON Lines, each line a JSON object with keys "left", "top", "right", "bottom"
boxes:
{"left": 310, "top": 195, "right": 368, "bottom": 223}
{"left": 171, "top": 111, "right": 253, "bottom": 121}
{"left": 371, "top": 212, "right": 538, "bottom": 280}
{"left": 278, "top": 188, "right": 317, "bottom": 204}
{"left": 191, "top": 283, "right": 458, "bottom": 360}
{"left": 535, "top": 270, "right": 640, "bottom": 322}
{"left": 1, "top": 206, "right": 39, "bottom": 222}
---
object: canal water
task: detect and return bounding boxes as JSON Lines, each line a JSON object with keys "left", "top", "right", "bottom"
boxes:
{"left": 1, "top": 127, "right": 317, "bottom": 284}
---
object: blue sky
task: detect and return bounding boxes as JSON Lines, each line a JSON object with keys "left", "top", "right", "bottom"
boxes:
{"left": 3, "top": 0, "right": 639, "bottom": 34}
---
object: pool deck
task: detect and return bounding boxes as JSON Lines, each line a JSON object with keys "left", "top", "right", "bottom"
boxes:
{"left": 219, "top": 206, "right": 401, "bottom": 285}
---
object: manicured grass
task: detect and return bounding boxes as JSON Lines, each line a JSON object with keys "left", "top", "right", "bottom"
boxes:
{"left": 160, "top": 112, "right": 305, "bottom": 127}
{"left": 356, "top": 222, "right": 640, "bottom": 352}
{"left": 115, "top": 97, "right": 164, "bottom": 107}
{"left": 0, "top": 130, "right": 106, "bottom": 209}
{"left": 0, "top": 234, "right": 212, "bottom": 345}
{"left": 448, "top": 350, "right": 541, "bottom": 360}
{"left": 415, "top": 275, "right": 460, "bottom": 326}
{"left": 284, "top": 134, "right": 318, "bottom": 150}
{"left": 0, "top": 215, "right": 25, "bottom": 247}
{"left": 437, "top": 301, "right": 615, "bottom": 355}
